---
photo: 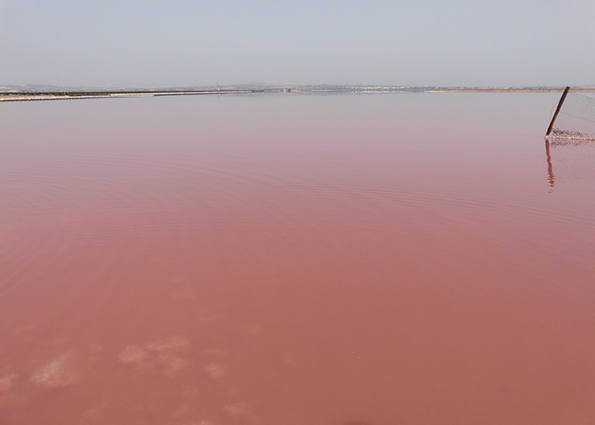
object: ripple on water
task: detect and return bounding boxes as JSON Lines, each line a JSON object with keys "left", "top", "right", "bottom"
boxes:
{"left": 30, "top": 353, "right": 76, "bottom": 389}
{"left": 204, "top": 363, "right": 227, "bottom": 383}
{"left": 118, "top": 345, "right": 148, "bottom": 364}
{"left": 0, "top": 374, "right": 17, "bottom": 392}
{"left": 145, "top": 335, "right": 190, "bottom": 353}
{"left": 342, "top": 421, "right": 373, "bottom": 425}
{"left": 118, "top": 336, "right": 191, "bottom": 378}
{"left": 160, "top": 355, "right": 187, "bottom": 378}
{"left": 224, "top": 401, "right": 253, "bottom": 421}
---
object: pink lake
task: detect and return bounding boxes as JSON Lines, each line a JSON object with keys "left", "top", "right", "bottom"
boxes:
{"left": 1, "top": 93, "right": 595, "bottom": 425}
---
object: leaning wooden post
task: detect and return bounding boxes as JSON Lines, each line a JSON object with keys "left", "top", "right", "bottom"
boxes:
{"left": 546, "top": 86, "right": 570, "bottom": 136}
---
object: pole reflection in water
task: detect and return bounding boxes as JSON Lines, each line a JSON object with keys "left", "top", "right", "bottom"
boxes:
{"left": 545, "top": 138, "right": 555, "bottom": 189}
{"left": 545, "top": 136, "right": 595, "bottom": 190}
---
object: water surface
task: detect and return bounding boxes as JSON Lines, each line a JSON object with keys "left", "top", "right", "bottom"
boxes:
{"left": 1, "top": 94, "right": 595, "bottom": 425}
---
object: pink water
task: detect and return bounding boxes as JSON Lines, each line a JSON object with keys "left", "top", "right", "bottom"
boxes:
{"left": 1, "top": 94, "right": 595, "bottom": 425}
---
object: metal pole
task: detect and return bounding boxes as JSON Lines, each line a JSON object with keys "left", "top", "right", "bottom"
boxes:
{"left": 546, "top": 86, "right": 570, "bottom": 136}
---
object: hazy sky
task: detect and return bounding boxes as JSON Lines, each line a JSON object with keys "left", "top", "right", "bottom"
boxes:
{"left": 1, "top": 0, "right": 594, "bottom": 87}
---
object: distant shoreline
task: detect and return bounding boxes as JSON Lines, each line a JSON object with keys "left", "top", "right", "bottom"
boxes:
{"left": 2, "top": 86, "right": 595, "bottom": 102}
